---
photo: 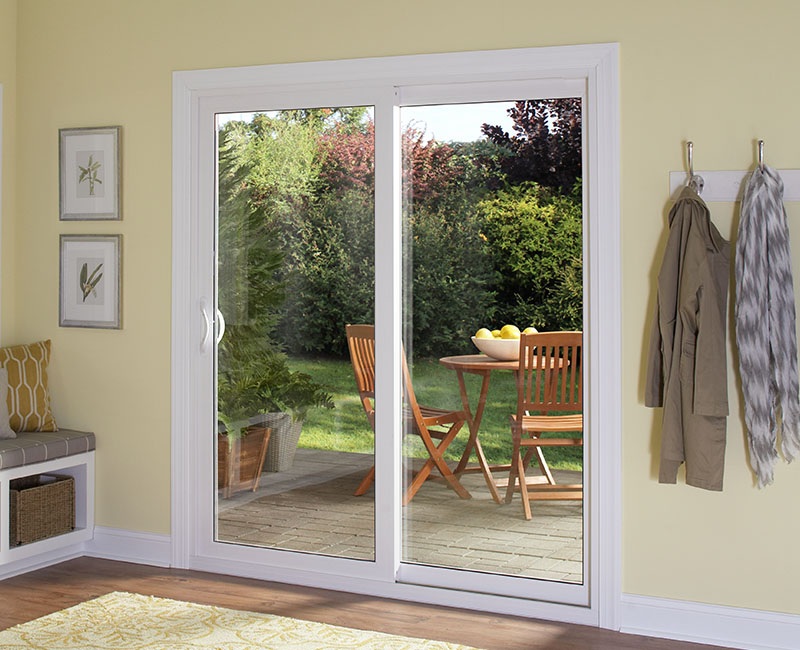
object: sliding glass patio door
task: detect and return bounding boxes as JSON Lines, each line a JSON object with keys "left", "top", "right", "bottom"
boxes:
{"left": 174, "top": 45, "right": 620, "bottom": 625}
{"left": 204, "top": 86, "right": 587, "bottom": 603}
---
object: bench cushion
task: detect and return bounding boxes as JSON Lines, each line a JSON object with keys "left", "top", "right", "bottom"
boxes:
{"left": 0, "top": 429, "right": 95, "bottom": 470}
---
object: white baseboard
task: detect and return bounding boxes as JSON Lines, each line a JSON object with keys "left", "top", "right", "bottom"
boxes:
{"left": 0, "top": 545, "right": 84, "bottom": 581}
{"left": 621, "top": 593, "right": 800, "bottom": 650}
{"left": 83, "top": 526, "right": 172, "bottom": 567}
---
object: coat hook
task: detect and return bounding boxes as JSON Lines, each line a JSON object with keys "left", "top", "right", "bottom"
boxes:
{"left": 685, "top": 141, "right": 704, "bottom": 194}
{"left": 758, "top": 140, "right": 765, "bottom": 171}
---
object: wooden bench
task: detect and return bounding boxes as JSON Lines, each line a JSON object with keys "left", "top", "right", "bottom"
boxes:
{"left": 0, "top": 430, "right": 95, "bottom": 576}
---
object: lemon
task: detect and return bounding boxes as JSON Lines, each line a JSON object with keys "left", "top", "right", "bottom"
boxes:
{"left": 475, "top": 328, "right": 493, "bottom": 339}
{"left": 491, "top": 330, "right": 501, "bottom": 338}
{"left": 522, "top": 326, "right": 538, "bottom": 335}
{"left": 500, "top": 324, "right": 521, "bottom": 339}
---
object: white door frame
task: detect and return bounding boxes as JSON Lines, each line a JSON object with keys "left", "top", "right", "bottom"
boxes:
{"left": 171, "top": 43, "right": 621, "bottom": 629}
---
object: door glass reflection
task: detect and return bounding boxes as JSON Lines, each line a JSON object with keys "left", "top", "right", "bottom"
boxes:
{"left": 215, "top": 108, "right": 376, "bottom": 561}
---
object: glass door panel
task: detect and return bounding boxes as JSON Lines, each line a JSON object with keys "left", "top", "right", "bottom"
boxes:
{"left": 214, "top": 107, "right": 376, "bottom": 561}
{"left": 400, "top": 100, "right": 584, "bottom": 584}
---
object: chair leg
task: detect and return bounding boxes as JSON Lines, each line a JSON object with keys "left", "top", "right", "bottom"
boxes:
{"left": 505, "top": 451, "right": 521, "bottom": 504}
{"left": 521, "top": 434, "right": 555, "bottom": 485}
{"left": 404, "top": 463, "right": 435, "bottom": 505}
{"left": 354, "top": 466, "right": 375, "bottom": 496}
{"left": 532, "top": 445, "right": 555, "bottom": 485}
{"left": 518, "top": 455, "right": 532, "bottom": 520}
{"left": 404, "top": 456, "right": 471, "bottom": 505}
{"left": 405, "top": 424, "right": 471, "bottom": 504}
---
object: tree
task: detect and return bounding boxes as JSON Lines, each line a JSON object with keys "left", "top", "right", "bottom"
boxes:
{"left": 481, "top": 98, "right": 582, "bottom": 193}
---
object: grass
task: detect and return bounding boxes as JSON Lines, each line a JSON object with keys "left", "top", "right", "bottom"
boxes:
{"left": 289, "top": 357, "right": 583, "bottom": 472}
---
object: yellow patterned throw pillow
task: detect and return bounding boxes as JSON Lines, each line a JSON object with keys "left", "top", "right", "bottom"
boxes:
{"left": 0, "top": 340, "right": 57, "bottom": 432}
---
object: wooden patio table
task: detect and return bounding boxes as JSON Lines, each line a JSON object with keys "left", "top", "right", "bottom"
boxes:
{"left": 438, "top": 354, "right": 518, "bottom": 504}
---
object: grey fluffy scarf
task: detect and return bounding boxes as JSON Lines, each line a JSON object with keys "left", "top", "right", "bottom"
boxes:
{"left": 735, "top": 165, "right": 800, "bottom": 487}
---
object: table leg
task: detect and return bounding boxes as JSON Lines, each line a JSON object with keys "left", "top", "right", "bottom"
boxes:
{"left": 453, "top": 369, "right": 503, "bottom": 504}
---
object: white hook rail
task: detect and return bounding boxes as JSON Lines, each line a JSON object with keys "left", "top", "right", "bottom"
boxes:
{"left": 669, "top": 168, "right": 800, "bottom": 202}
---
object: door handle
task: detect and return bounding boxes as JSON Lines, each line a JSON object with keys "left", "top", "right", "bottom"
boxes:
{"left": 216, "top": 309, "right": 226, "bottom": 344}
{"left": 200, "top": 299, "right": 212, "bottom": 353}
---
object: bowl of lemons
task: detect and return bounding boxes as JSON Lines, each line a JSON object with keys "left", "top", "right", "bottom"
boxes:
{"left": 471, "top": 325, "right": 537, "bottom": 361}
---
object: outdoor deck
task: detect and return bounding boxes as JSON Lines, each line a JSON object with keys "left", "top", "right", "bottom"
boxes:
{"left": 217, "top": 448, "right": 583, "bottom": 584}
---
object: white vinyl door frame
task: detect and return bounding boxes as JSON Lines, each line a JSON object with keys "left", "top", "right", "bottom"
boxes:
{"left": 172, "top": 43, "right": 621, "bottom": 629}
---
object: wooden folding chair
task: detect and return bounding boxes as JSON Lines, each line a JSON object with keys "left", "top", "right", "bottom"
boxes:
{"left": 506, "top": 331, "right": 583, "bottom": 520}
{"left": 346, "top": 324, "right": 471, "bottom": 505}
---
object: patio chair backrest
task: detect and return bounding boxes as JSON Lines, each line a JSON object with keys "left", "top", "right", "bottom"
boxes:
{"left": 516, "top": 331, "right": 583, "bottom": 418}
{"left": 346, "top": 324, "right": 376, "bottom": 430}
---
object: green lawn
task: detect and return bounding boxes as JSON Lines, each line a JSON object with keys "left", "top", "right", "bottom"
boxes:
{"left": 289, "top": 357, "right": 582, "bottom": 471}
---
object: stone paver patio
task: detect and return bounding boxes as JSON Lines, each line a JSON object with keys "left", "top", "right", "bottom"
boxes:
{"left": 217, "top": 448, "right": 583, "bottom": 583}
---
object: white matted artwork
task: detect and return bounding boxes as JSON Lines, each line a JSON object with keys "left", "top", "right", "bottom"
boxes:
{"left": 59, "top": 126, "right": 121, "bottom": 220}
{"left": 60, "top": 234, "right": 122, "bottom": 329}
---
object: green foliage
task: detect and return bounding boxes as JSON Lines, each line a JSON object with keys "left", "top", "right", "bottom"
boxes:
{"left": 229, "top": 113, "right": 322, "bottom": 221}
{"left": 404, "top": 203, "right": 496, "bottom": 357}
{"left": 282, "top": 187, "right": 375, "bottom": 356}
{"left": 217, "top": 130, "right": 285, "bottom": 330}
{"left": 217, "top": 127, "right": 334, "bottom": 433}
{"left": 217, "top": 330, "right": 334, "bottom": 435}
{"left": 477, "top": 182, "right": 583, "bottom": 331}
{"left": 401, "top": 133, "right": 497, "bottom": 357}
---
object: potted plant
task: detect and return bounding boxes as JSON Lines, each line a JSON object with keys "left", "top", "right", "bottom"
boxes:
{"left": 216, "top": 355, "right": 272, "bottom": 499}
{"left": 252, "top": 355, "right": 335, "bottom": 472}
{"left": 217, "top": 325, "right": 334, "bottom": 486}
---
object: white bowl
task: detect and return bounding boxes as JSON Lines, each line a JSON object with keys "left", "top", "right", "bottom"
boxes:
{"left": 471, "top": 336, "right": 520, "bottom": 361}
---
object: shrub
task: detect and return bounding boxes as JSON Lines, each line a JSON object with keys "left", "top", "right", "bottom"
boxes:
{"left": 477, "top": 182, "right": 583, "bottom": 332}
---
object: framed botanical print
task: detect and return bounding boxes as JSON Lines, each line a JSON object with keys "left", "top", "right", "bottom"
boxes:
{"left": 59, "top": 126, "right": 121, "bottom": 220}
{"left": 59, "top": 234, "right": 122, "bottom": 329}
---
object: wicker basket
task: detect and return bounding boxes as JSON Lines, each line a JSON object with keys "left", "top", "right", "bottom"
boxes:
{"left": 9, "top": 474, "right": 75, "bottom": 546}
{"left": 258, "top": 412, "right": 304, "bottom": 472}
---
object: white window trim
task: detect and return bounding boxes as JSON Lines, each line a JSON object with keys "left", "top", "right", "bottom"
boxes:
{"left": 172, "top": 43, "right": 621, "bottom": 630}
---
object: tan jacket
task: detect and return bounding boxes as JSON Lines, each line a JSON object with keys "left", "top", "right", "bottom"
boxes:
{"left": 645, "top": 187, "right": 730, "bottom": 490}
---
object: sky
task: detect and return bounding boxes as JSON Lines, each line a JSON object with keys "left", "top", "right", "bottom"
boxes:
{"left": 401, "top": 102, "right": 517, "bottom": 143}
{"left": 218, "top": 101, "right": 518, "bottom": 143}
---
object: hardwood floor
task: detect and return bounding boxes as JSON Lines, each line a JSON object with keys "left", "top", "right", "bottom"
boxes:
{"left": 0, "top": 557, "right": 729, "bottom": 650}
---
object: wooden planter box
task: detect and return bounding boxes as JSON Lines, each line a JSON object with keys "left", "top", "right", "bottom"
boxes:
{"left": 217, "top": 425, "right": 271, "bottom": 499}
{"left": 9, "top": 474, "right": 75, "bottom": 546}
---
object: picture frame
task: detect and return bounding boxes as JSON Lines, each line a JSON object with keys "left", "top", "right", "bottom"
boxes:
{"left": 59, "top": 235, "right": 122, "bottom": 329}
{"left": 59, "top": 126, "right": 121, "bottom": 220}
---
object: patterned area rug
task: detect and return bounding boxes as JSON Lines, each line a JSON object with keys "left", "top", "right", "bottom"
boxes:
{"left": 0, "top": 591, "right": 480, "bottom": 649}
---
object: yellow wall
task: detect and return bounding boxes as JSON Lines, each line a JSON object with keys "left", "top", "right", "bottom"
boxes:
{"left": 0, "top": 0, "right": 16, "bottom": 340}
{"left": 9, "top": 0, "right": 800, "bottom": 616}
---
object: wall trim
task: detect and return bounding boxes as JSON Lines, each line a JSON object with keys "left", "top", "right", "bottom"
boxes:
{"left": 621, "top": 593, "right": 800, "bottom": 650}
{"left": 0, "top": 545, "right": 83, "bottom": 581}
{"left": 83, "top": 526, "right": 172, "bottom": 567}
